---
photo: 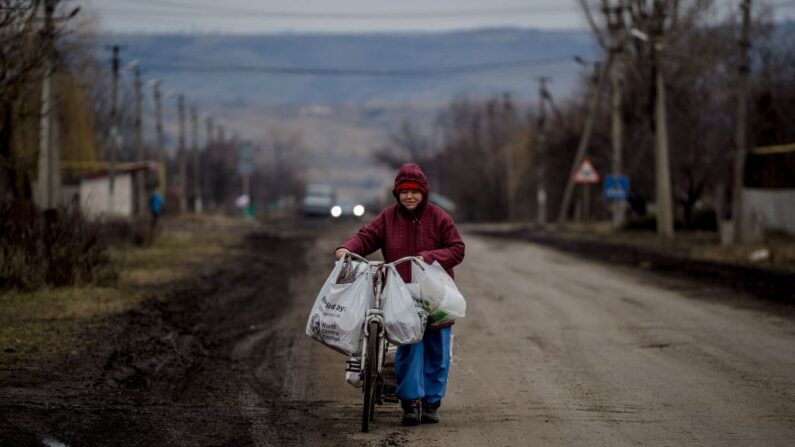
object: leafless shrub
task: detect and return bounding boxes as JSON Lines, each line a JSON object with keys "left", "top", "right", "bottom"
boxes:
{"left": 0, "top": 202, "right": 117, "bottom": 290}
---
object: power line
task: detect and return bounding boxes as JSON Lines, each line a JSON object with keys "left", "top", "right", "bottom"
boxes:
{"left": 99, "top": 1, "right": 578, "bottom": 20}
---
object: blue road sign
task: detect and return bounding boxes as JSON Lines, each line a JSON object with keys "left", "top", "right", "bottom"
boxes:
{"left": 604, "top": 175, "right": 629, "bottom": 202}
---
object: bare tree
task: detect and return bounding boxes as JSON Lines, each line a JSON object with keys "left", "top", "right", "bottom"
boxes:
{"left": 0, "top": 1, "right": 49, "bottom": 202}
{"left": 373, "top": 120, "right": 434, "bottom": 169}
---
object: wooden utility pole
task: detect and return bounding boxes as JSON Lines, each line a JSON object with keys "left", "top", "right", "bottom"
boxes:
{"left": 133, "top": 65, "right": 145, "bottom": 216}
{"left": 732, "top": 0, "right": 752, "bottom": 243}
{"left": 652, "top": 0, "right": 674, "bottom": 238}
{"left": 177, "top": 95, "right": 187, "bottom": 213}
{"left": 607, "top": 2, "right": 627, "bottom": 229}
{"left": 557, "top": 59, "right": 610, "bottom": 225}
{"left": 536, "top": 77, "right": 549, "bottom": 226}
{"left": 35, "top": 0, "right": 60, "bottom": 210}
{"left": 191, "top": 105, "right": 202, "bottom": 213}
{"left": 153, "top": 80, "right": 166, "bottom": 191}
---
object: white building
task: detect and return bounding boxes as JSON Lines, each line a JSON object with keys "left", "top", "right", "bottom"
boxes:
{"left": 79, "top": 162, "right": 159, "bottom": 219}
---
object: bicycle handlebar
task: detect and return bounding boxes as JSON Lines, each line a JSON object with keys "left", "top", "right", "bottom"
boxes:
{"left": 343, "top": 251, "right": 370, "bottom": 263}
{"left": 342, "top": 252, "right": 425, "bottom": 270}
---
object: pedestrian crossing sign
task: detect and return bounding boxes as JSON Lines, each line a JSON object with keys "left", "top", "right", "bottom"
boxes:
{"left": 604, "top": 175, "right": 630, "bottom": 202}
{"left": 574, "top": 158, "right": 600, "bottom": 184}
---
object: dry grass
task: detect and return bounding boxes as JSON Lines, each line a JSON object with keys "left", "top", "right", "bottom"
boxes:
{"left": 0, "top": 215, "right": 249, "bottom": 363}
{"left": 562, "top": 222, "right": 795, "bottom": 271}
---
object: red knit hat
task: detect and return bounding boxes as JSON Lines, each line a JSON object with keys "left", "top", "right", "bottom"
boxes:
{"left": 396, "top": 181, "right": 427, "bottom": 193}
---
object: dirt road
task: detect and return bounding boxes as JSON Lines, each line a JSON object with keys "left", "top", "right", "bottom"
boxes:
{"left": 2, "top": 223, "right": 793, "bottom": 446}
{"left": 288, "top": 227, "right": 795, "bottom": 446}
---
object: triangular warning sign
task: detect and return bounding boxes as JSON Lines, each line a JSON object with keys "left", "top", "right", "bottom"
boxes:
{"left": 574, "top": 158, "right": 600, "bottom": 184}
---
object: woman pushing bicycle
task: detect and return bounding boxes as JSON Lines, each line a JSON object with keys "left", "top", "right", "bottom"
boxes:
{"left": 335, "top": 163, "right": 465, "bottom": 426}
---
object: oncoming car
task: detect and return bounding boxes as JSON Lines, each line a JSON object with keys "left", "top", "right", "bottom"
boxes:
{"left": 330, "top": 201, "right": 366, "bottom": 219}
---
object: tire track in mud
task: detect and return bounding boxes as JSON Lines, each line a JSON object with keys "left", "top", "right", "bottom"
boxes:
{"left": 0, "top": 229, "right": 311, "bottom": 446}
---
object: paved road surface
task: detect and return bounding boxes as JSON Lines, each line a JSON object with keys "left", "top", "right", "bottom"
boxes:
{"left": 279, "top": 227, "right": 795, "bottom": 446}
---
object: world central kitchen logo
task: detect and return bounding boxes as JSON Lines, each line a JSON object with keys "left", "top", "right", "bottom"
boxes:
{"left": 310, "top": 313, "right": 321, "bottom": 335}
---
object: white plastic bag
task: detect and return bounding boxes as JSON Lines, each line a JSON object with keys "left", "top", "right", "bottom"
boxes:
{"left": 306, "top": 259, "right": 372, "bottom": 355}
{"left": 382, "top": 266, "right": 427, "bottom": 345}
{"left": 411, "top": 260, "right": 466, "bottom": 327}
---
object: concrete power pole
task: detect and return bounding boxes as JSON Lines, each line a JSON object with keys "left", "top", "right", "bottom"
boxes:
{"left": 153, "top": 81, "right": 166, "bottom": 192}
{"left": 652, "top": 1, "right": 675, "bottom": 239}
{"left": 557, "top": 59, "right": 610, "bottom": 226}
{"left": 35, "top": 0, "right": 60, "bottom": 210}
{"left": 536, "top": 77, "right": 549, "bottom": 226}
{"left": 177, "top": 95, "right": 187, "bottom": 213}
{"left": 732, "top": 0, "right": 752, "bottom": 243}
{"left": 607, "top": 2, "right": 627, "bottom": 229}
{"left": 191, "top": 106, "right": 202, "bottom": 213}
{"left": 108, "top": 44, "right": 121, "bottom": 214}
{"left": 205, "top": 116, "right": 214, "bottom": 210}
{"left": 133, "top": 66, "right": 145, "bottom": 217}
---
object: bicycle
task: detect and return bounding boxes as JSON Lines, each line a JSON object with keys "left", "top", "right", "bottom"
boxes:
{"left": 343, "top": 252, "right": 423, "bottom": 433}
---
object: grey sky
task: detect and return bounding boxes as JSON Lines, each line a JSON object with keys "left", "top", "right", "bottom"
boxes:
{"left": 83, "top": 0, "right": 583, "bottom": 33}
{"left": 81, "top": 0, "right": 795, "bottom": 34}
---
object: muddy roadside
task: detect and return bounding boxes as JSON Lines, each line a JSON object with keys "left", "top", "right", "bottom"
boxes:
{"left": 0, "top": 219, "right": 311, "bottom": 446}
{"left": 468, "top": 225, "right": 794, "bottom": 309}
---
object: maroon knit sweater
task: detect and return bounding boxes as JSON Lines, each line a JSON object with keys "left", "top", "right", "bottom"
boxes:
{"left": 340, "top": 163, "right": 465, "bottom": 284}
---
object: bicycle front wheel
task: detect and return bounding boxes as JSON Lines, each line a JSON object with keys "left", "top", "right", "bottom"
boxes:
{"left": 362, "top": 320, "right": 379, "bottom": 432}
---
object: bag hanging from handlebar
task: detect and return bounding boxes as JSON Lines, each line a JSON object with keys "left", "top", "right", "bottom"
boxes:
{"left": 411, "top": 260, "right": 466, "bottom": 328}
{"left": 306, "top": 259, "right": 372, "bottom": 356}
{"left": 382, "top": 265, "right": 427, "bottom": 345}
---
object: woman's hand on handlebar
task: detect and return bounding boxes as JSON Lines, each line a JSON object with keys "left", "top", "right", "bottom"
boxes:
{"left": 335, "top": 248, "right": 349, "bottom": 259}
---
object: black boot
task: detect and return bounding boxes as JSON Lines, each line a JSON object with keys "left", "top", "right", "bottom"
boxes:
{"left": 421, "top": 401, "right": 440, "bottom": 424}
{"left": 400, "top": 399, "right": 422, "bottom": 426}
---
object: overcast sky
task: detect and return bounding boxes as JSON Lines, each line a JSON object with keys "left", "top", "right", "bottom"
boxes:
{"left": 82, "top": 0, "right": 795, "bottom": 34}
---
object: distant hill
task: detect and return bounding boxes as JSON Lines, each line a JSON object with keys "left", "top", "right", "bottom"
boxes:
{"left": 101, "top": 28, "right": 598, "bottom": 106}
{"left": 95, "top": 28, "right": 600, "bottom": 199}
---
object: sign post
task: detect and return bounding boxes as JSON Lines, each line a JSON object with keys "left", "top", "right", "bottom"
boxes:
{"left": 574, "top": 158, "right": 600, "bottom": 222}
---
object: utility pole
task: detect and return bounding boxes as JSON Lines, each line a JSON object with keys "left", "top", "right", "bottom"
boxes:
{"left": 153, "top": 80, "right": 166, "bottom": 193}
{"left": 191, "top": 105, "right": 202, "bottom": 213}
{"left": 535, "top": 77, "right": 549, "bottom": 226}
{"left": 133, "top": 65, "right": 145, "bottom": 217}
{"left": 732, "top": 0, "right": 752, "bottom": 243}
{"left": 108, "top": 44, "right": 121, "bottom": 214}
{"left": 35, "top": 0, "right": 60, "bottom": 210}
{"left": 177, "top": 95, "right": 187, "bottom": 213}
{"left": 205, "top": 116, "right": 214, "bottom": 211}
{"left": 651, "top": 0, "right": 674, "bottom": 238}
{"left": 557, "top": 59, "right": 610, "bottom": 225}
{"left": 607, "top": 1, "right": 627, "bottom": 229}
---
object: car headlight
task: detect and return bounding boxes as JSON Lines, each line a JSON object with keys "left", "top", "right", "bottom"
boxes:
{"left": 330, "top": 206, "right": 342, "bottom": 218}
{"left": 353, "top": 205, "right": 365, "bottom": 217}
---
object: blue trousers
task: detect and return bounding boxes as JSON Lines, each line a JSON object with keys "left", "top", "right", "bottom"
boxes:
{"left": 395, "top": 326, "right": 452, "bottom": 405}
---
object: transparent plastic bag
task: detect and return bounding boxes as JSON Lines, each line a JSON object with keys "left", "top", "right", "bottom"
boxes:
{"left": 382, "top": 265, "right": 427, "bottom": 345}
{"left": 411, "top": 260, "right": 466, "bottom": 327}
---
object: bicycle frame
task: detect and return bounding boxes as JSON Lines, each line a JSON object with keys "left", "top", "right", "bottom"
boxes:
{"left": 342, "top": 252, "right": 424, "bottom": 432}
